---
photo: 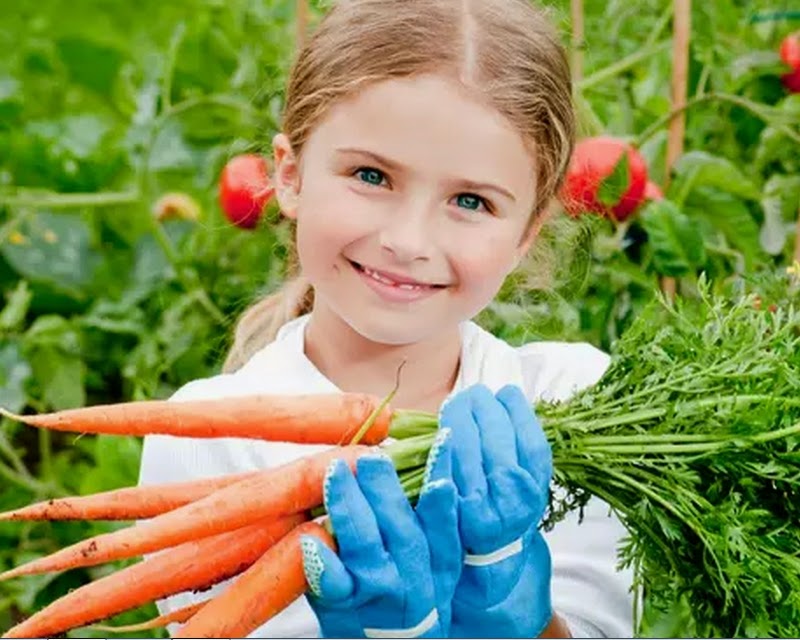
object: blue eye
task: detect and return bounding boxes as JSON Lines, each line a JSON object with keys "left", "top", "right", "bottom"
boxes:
{"left": 355, "top": 167, "right": 385, "bottom": 186}
{"left": 455, "top": 193, "right": 485, "bottom": 212}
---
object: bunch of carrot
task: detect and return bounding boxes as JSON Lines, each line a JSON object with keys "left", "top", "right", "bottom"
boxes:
{"left": 0, "top": 392, "right": 441, "bottom": 638}
{"left": 1, "top": 274, "right": 799, "bottom": 638}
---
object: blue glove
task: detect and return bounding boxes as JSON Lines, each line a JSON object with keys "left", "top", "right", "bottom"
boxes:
{"left": 440, "top": 383, "right": 554, "bottom": 638}
{"left": 300, "top": 428, "right": 462, "bottom": 638}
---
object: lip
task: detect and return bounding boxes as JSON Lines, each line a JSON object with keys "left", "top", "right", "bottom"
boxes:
{"left": 348, "top": 259, "right": 447, "bottom": 303}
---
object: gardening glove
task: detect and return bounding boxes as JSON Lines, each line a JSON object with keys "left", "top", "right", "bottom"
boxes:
{"left": 300, "top": 428, "right": 462, "bottom": 638}
{"left": 440, "top": 383, "right": 554, "bottom": 638}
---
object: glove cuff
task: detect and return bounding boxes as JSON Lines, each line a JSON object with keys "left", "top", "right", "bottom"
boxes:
{"left": 464, "top": 537, "right": 523, "bottom": 567}
{"left": 363, "top": 608, "right": 440, "bottom": 639}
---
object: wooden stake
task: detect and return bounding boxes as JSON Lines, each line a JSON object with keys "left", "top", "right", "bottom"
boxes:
{"left": 571, "top": 0, "right": 585, "bottom": 84}
{"left": 296, "top": 0, "right": 309, "bottom": 51}
{"left": 660, "top": 0, "right": 691, "bottom": 301}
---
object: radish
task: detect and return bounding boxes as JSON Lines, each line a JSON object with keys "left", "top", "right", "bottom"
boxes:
{"left": 218, "top": 154, "right": 275, "bottom": 229}
{"left": 782, "top": 67, "right": 800, "bottom": 93}
{"left": 560, "top": 136, "right": 648, "bottom": 222}
{"left": 780, "top": 32, "right": 800, "bottom": 70}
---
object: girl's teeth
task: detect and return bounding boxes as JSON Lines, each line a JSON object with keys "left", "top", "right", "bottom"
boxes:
{"left": 363, "top": 266, "right": 423, "bottom": 290}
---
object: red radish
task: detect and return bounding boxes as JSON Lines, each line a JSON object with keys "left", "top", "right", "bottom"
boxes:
{"left": 782, "top": 67, "right": 800, "bottom": 93}
{"left": 560, "top": 136, "right": 648, "bottom": 222}
{"left": 644, "top": 181, "right": 664, "bottom": 202}
{"left": 780, "top": 32, "right": 800, "bottom": 70}
{"left": 218, "top": 154, "right": 274, "bottom": 229}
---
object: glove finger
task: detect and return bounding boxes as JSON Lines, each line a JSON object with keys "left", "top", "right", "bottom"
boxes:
{"left": 356, "top": 454, "right": 427, "bottom": 563}
{"left": 323, "top": 458, "right": 387, "bottom": 572}
{"left": 301, "top": 533, "right": 354, "bottom": 603}
{"left": 439, "top": 390, "right": 487, "bottom": 498}
{"left": 496, "top": 384, "right": 553, "bottom": 490}
{"left": 488, "top": 466, "right": 546, "bottom": 534}
{"left": 471, "top": 384, "right": 519, "bottom": 472}
{"left": 417, "top": 478, "right": 462, "bottom": 597}
{"left": 423, "top": 427, "right": 453, "bottom": 487}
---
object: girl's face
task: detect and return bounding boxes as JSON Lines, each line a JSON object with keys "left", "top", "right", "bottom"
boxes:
{"left": 273, "top": 73, "right": 540, "bottom": 346}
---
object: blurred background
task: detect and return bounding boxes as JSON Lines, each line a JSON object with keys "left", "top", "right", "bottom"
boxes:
{"left": 0, "top": 0, "right": 798, "bottom": 635}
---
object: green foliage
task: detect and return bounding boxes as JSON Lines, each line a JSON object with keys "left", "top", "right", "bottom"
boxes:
{"left": 538, "top": 268, "right": 800, "bottom": 637}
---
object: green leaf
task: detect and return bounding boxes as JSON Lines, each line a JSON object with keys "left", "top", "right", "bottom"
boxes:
{"left": 670, "top": 151, "right": 761, "bottom": 202}
{"left": 640, "top": 199, "right": 707, "bottom": 276}
{"left": 0, "top": 211, "right": 103, "bottom": 300}
{"left": 79, "top": 435, "right": 142, "bottom": 495}
{"left": 56, "top": 37, "right": 124, "bottom": 95}
{"left": 0, "top": 339, "right": 32, "bottom": 413}
{"left": 759, "top": 175, "right": 800, "bottom": 256}
{"left": 23, "top": 315, "right": 85, "bottom": 411}
{"left": 0, "top": 280, "right": 32, "bottom": 332}
{"left": 683, "top": 188, "right": 763, "bottom": 268}
{"left": 598, "top": 152, "right": 631, "bottom": 207}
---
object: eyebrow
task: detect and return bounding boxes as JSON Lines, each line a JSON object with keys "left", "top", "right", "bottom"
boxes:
{"left": 334, "top": 147, "right": 517, "bottom": 202}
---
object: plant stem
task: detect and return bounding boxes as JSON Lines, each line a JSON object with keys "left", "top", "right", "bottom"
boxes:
{"left": 634, "top": 93, "right": 800, "bottom": 148}
{"left": 384, "top": 433, "right": 437, "bottom": 471}
{"left": 0, "top": 191, "right": 140, "bottom": 209}
{"left": 38, "top": 428, "right": 52, "bottom": 479}
{"left": 577, "top": 40, "right": 671, "bottom": 91}
{"left": 389, "top": 410, "right": 438, "bottom": 439}
{"left": 162, "top": 22, "right": 186, "bottom": 112}
{"left": 0, "top": 458, "right": 47, "bottom": 495}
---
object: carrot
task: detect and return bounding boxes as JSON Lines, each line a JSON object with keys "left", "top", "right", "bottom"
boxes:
{"left": 1, "top": 513, "right": 306, "bottom": 638}
{"left": 87, "top": 600, "right": 207, "bottom": 633}
{"left": 0, "top": 445, "right": 369, "bottom": 581}
{"left": 174, "top": 520, "right": 336, "bottom": 638}
{"left": 0, "top": 470, "right": 259, "bottom": 522}
{"left": 0, "top": 392, "right": 392, "bottom": 445}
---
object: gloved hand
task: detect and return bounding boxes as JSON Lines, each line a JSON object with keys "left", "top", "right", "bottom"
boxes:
{"left": 440, "top": 383, "right": 554, "bottom": 638}
{"left": 300, "top": 428, "right": 462, "bottom": 638}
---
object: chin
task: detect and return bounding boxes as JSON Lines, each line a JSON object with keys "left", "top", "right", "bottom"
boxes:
{"left": 333, "top": 302, "right": 453, "bottom": 347}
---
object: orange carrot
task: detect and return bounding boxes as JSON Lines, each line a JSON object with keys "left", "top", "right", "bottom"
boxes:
{"left": 87, "top": 600, "right": 207, "bottom": 633}
{"left": 174, "top": 520, "right": 336, "bottom": 638}
{"left": 1, "top": 513, "right": 306, "bottom": 638}
{"left": 0, "top": 471, "right": 259, "bottom": 522}
{"left": 0, "top": 445, "right": 369, "bottom": 581}
{"left": 0, "top": 392, "right": 392, "bottom": 445}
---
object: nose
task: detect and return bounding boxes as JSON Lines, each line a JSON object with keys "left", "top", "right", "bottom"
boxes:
{"left": 378, "top": 200, "right": 434, "bottom": 262}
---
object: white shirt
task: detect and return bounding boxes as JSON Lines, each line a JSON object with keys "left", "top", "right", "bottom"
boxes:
{"left": 138, "top": 315, "right": 634, "bottom": 638}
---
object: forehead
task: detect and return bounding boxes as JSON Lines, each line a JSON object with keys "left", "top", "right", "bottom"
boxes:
{"left": 305, "top": 74, "right": 536, "bottom": 195}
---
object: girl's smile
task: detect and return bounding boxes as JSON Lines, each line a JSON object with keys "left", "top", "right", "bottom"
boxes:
{"left": 347, "top": 258, "right": 448, "bottom": 304}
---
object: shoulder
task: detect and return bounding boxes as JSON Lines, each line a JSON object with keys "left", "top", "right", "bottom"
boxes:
{"left": 515, "top": 340, "right": 610, "bottom": 403}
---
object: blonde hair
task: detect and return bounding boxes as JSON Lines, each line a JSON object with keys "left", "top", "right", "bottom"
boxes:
{"left": 223, "top": 0, "right": 575, "bottom": 373}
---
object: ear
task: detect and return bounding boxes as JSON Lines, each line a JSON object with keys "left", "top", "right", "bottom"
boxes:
{"left": 272, "top": 133, "right": 301, "bottom": 220}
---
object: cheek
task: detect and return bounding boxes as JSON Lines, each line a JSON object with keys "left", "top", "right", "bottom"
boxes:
{"left": 453, "top": 231, "right": 520, "bottom": 294}
{"left": 294, "top": 179, "right": 373, "bottom": 268}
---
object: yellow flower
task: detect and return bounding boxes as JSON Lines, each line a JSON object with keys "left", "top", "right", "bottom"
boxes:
{"left": 8, "top": 231, "right": 27, "bottom": 245}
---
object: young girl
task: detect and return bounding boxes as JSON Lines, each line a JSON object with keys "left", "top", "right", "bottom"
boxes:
{"left": 138, "top": 0, "right": 634, "bottom": 636}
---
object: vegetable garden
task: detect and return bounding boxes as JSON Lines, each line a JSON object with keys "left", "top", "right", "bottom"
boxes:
{"left": 1, "top": 0, "right": 799, "bottom": 637}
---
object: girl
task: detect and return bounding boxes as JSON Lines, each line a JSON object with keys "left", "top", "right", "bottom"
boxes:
{"left": 138, "top": 0, "right": 634, "bottom": 637}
